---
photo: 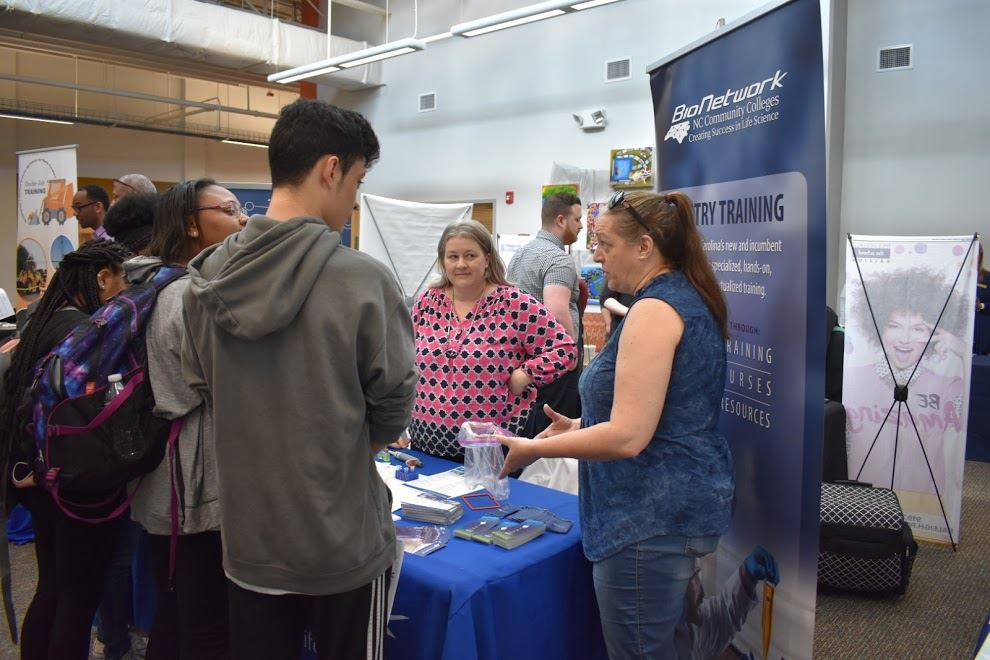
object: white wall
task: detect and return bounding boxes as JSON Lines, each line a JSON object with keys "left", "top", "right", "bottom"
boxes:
{"left": 328, "top": 0, "right": 770, "bottom": 237}
{"left": 0, "top": 119, "right": 271, "bottom": 298}
{"left": 837, "top": 0, "right": 990, "bottom": 293}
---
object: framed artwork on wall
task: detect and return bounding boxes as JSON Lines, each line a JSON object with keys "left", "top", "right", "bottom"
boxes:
{"left": 609, "top": 147, "right": 653, "bottom": 189}
{"left": 541, "top": 183, "right": 579, "bottom": 201}
{"left": 585, "top": 201, "right": 606, "bottom": 251}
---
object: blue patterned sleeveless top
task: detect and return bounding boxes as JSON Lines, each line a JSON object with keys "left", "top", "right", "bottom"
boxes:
{"left": 578, "top": 270, "right": 734, "bottom": 561}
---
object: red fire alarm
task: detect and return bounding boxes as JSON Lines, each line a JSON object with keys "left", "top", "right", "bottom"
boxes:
{"left": 505, "top": 191, "right": 514, "bottom": 204}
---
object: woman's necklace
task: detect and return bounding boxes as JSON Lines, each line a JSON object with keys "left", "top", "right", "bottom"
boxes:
{"left": 445, "top": 290, "right": 487, "bottom": 359}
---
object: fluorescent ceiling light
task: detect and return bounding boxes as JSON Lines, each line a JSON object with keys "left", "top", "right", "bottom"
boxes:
{"left": 571, "top": 0, "right": 621, "bottom": 9}
{"left": 279, "top": 66, "right": 342, "bottom": 84}
{"left": 340, "top": 46, "right": 419, "bottom": 68}
{"left": 451, "top": 0, "right": 623, "bottom": 38}
{"left": 422, "top": 32, "right": 454, "bottom": 44}
{"left": 457, "top": 10, "right": 565, "bottom": 37}
{"left": 222, "top": 139, "right": 268, "bottom": 148}
{"left": 268, "top": 38, "right": 426, "bottom": 83}
{"left": 0, "top": 113, "right": 74, "bottom": 125}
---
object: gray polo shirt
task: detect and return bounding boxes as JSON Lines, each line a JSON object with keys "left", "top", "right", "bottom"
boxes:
{"left": 507, "top": 230, "right": 581, "bottom": 339}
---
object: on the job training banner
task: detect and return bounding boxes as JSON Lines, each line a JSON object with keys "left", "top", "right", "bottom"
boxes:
{"left": 649, "top": 0, "right": 826, "bottom": 657}
{"left": 16, "top": 145, "right": 79, "bottom": 309}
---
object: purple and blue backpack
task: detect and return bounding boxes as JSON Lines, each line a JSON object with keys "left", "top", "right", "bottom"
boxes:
{"left": 28, "top": 265, "right": 186, "bottom": 522}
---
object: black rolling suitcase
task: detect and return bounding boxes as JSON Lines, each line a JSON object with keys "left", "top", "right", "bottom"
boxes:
{"left": 818, "top": 481, "right": 918, "bottom": 595}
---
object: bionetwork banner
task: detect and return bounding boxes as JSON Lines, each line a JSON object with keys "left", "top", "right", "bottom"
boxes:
{"left": 649, "top": 0, "right": 825, "bottom": 658}
{"left": 15, "top": 145, "right": 79, "bottom": 309}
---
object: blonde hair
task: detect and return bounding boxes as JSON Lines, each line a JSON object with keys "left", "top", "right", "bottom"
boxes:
{"left": 432, "top": 220, "right": 509, "bottom": 288}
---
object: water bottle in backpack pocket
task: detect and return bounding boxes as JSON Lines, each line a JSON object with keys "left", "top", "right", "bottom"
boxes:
{"left": 104, "top": 373, "right": 144, "bottom": 463}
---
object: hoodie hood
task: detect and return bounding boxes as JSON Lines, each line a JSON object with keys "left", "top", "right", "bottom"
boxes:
{"left": 124, "top": 256, "right": 164, "bottom": 285}
{"left": 186, "top": 215, "right": 340, "bottom": 340}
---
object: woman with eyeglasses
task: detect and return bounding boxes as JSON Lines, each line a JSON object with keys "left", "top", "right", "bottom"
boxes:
{"left": 128, "top": 178, "right": 246, "bottom": 658}
{"left": 499, "top": 191, "right": 733, "bottom": 659}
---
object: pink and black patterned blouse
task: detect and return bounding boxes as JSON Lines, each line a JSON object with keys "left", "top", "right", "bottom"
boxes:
{"left": 409, "top": 285, "right": 577, "bottom": 459}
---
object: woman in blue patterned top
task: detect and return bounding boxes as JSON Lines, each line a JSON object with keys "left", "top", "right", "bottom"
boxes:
{"left": 500, "top": 190, "right": 733, "bottom": 659}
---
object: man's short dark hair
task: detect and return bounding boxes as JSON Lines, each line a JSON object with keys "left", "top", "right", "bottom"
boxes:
{"left": 82, "top": 184, "right": 110, "bottom": 210}
{"left": 268, "top": 99, "right": 380, "bottom": 188}
{"left": 541, "top": 192, "right": 582, "bottom": 226}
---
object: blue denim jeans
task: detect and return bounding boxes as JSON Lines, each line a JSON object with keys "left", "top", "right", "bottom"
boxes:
{"left": 592, "top": 534, "right": 720, "bottom": 660}
{"left": 96, "top": 519, "right": 141, "bottom": 659}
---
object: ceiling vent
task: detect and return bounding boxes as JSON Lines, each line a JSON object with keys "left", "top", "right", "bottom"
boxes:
{"left": 605, "top": 57, "right": 631, "bottom": 83}
{"left": 418, "top": 92, "right": 437, "bottom": 112}
{"left": 878, "top": 45, "right": 912, "bottom": 71}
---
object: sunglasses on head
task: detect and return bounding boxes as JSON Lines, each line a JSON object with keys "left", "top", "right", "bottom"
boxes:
{"left": 607, "top": 190, "right": 651, "bottom": 233}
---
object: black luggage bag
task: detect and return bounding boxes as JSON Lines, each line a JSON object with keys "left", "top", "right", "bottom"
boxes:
{"left": 818, "top": 481, "right": 918, "bottom": 595}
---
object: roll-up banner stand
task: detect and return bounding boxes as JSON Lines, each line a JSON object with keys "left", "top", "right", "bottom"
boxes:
{"left": 15, "top": 145, "right": 79, "bottom": 309}
{"left": 844, "top": 234, "right": 976, "bottom": 547}
{"left": 649, "top": 0, "right": 826, "bottom": 657}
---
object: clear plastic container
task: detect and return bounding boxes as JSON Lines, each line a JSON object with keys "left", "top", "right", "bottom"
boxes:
{"left": 457, "top": 422, "right": 511, "bottom": 501}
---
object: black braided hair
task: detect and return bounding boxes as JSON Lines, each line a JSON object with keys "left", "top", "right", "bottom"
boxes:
{"left": 1, "top": 240, "right": 131, "bottom": 476}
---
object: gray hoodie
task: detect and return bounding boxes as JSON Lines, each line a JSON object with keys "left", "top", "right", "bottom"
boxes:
{"left": 181, "top": 215, "right": 416, "bottom": 595}
{"left": 126, "top": 257, "right": 221, "bottom": 536}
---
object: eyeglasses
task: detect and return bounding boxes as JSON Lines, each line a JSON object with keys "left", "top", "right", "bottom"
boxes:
{"left": 607, "top": 190, "right": 651, "bottom": 234}
{"left": 71, "top": 201, "right": 98, "bottom": 212}
{"left": 193, "top": 201, "right": 245, "bottom": 217}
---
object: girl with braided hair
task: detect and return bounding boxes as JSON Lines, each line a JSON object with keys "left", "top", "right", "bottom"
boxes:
{"left": 1, "top": 240, "right": 130, "bottom": 659}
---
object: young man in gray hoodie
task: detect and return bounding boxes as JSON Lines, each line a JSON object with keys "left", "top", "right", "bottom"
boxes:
{"left": 181, "top": 99, "right": 416, "bottom": 659}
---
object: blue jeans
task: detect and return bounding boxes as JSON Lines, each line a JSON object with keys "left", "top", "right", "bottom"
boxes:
{"left": 97, "top": 519, "right": 141, "bottom": 659}
{"left": 592, "top": 534, "right": 719, "bottom": 660}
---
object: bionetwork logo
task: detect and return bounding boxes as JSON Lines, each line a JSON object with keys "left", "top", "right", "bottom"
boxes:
{"left": 664, "top": 121, "right": 691, "bottom": 144}
{"left": 662, "top": 70, "right": 787, "bottom": 143}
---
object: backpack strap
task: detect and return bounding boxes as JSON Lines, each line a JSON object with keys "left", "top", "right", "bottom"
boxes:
{"left": 49, "top": 370, "right": 146, "bottom": 437}
{"left": 46, "top": 477, "right": 136, "bottom": 524}
{"left": 151, "top": 265, "right": 189, "bottom": 293}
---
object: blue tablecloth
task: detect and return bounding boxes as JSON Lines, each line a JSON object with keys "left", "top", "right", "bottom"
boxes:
{"left": 386, "top": 453, "right": 605, "bottom": 660}
{"left": 967, "top": 355, "right": 990, "bottom": 462}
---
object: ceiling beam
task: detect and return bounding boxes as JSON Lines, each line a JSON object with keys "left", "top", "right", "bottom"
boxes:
{"left": 0, "top": 73, "right": 281, "bottom": 119}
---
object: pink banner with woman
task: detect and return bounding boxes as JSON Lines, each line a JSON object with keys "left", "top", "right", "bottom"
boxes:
{"left": 843, "top": 234, "right": 978, "bottom": 545}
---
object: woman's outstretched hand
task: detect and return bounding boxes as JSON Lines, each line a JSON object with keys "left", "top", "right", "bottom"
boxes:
{"left": 498, "top": 434, "right": 537, "bottom": 479}
{"left": 536, "top": 404, "right": 580, "bottom": 439}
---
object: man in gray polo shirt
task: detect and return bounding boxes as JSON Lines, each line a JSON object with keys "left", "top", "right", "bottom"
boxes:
{"left": 507, "top": 192, "right": 583, "bottom": 437}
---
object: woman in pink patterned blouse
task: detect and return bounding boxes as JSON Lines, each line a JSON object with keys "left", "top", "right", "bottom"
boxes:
{"left": 410, "top": 220, "right": 577, "bottom": 459}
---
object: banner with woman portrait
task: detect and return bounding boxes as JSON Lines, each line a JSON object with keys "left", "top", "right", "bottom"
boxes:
{"left": 843, "top": 234, "right": 977, "bottom": 546}
{"left": 15, "top": 145, "right": 79, "bottom": 309}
